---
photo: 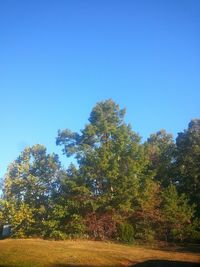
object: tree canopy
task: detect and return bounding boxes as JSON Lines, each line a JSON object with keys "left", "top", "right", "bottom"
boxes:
{"left": 0, "top": 100, "right": 199, "bottom": 242}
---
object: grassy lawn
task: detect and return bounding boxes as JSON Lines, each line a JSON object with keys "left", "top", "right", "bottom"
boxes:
{"left": 0, "top": 239, "right": 199, "bottom": 267}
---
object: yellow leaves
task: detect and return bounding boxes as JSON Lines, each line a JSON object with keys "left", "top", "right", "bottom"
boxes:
{"left": 11, "top": 203, "right": 35, "bottom": 229}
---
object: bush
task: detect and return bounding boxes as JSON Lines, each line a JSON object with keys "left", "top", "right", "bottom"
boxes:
{"left": 188, "top": 230, "right": 200, "bottom": 243}
{"left": 180, "top": 219, "right": 200, "bottom": 243}
{"left": 143, "top": 229, "right": 155, "bottom": 242}
{"left": 66, "top": 214, "right": 86, "bottom": 237}
{"left": 85, "top": 212, "right": 117, "bottom": 240}
{"left": 117, "top": 222, "right": 134, "bottom": 243}
{"left": 49, "top": 230, "right": 67, "bottom": 240}
{"left": 134, "top": 227, "right": 156, "bottom": 242}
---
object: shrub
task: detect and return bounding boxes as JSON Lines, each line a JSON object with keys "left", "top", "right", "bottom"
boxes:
{"left": 134, "top": 226, "right": 156, "bottom": 242}
{"left": 85, "top": 212, "right": 117, "bottom": 240}
{"left": 66, "top": 214, "right": 86, "bottom": 237}
{"left": 117, "top": 222, "right": 134, "bottom": 243}
{"left": 49, "top": 230, "right": 67, "bottom": 240}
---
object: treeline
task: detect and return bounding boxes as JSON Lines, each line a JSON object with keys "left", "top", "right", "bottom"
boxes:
{"left": 0, "top": 99, "right": 200, "bottom": 243}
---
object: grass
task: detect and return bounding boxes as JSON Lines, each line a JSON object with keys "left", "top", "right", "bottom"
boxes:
{"left": 0, "top": 239, "right": 199, "bottom": 267}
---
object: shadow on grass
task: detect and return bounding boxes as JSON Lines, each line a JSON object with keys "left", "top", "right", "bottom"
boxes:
{"left": 131, "top": 260, "right": 200, "bottom": 267}
{"left": 0, "top": 261, "right": 199, "bottom": 267}
{"left": 175, "top": 245, "right": 200, "bottom": 254}
{"left": 49, "top": 261, "right": 200, "bottom": 267}
{"left": 149, "top": 243, "right": 200, "bottom": 254}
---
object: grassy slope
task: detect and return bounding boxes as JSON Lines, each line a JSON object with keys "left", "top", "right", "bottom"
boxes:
{"left": 0, "top": 239, "right": 199, "bottom": 267}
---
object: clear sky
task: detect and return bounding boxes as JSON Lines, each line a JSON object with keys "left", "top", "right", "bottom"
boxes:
{"left": 0, "top": 0, "right": 199, "bottom": 177}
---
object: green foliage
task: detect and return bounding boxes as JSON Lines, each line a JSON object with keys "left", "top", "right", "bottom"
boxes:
{"left": 131, "top": 177, "right": 161, "bottom": 242}
{"left": 0, "top": 100, "right": 199, "bottom": 243}
{"left": 175, "top": 119, "right": 200, "bottom": 216}
{"left": 49, "top": 230, "right": 68, "bottom": 240}
{"left": 161, "top": 184, "right": 196, "bottom": 241}
{"left": 56, "top": 99, "right": 151, "bottom": 215}
{"left": 0, "top": 200, "right": 35, "bottom": 238}
{"left": 66, "top": 214, "right": 86, "bottom": 237}
{"left": 117, "top": 222, "right": 134, "bottom": 243}
{"left": 1, "top": 145, "right": 62, "bottom": 237}
{"left": 187, "top": 218, "right": 200, "bottom": 242}
{"left": 145, "top": 130, "right": 175, "bottom": 187}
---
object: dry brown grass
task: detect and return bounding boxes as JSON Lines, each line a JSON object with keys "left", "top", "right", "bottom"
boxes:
{"left": 0, "top": 239, "right": 199, "bottom": 267}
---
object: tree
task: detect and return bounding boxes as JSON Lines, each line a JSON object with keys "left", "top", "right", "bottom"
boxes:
{"left": 56, "top": 99, "right": 152, "bottom": 215}
{"left": 145, "top": 130, "right": 175, "bottom": 187}
{"left": 56, "top": 99, "right": 160, "bottom": 240}
{"left": 175, "top": 119, "right": 200, "bottom": 216}
{"left": 1, "top": 144, "right": 61, "bottom": 236}
{"left": 161, "top": 184, "right": 196, "bottom": 241}
{"left": 131, "top": 177, "right": 162, "bottom": 241}
{"left": 1, "top": 100, "right": 199, "bottom": 242}
{"left": 46, "top": 163, "right": 90, "bottom": 238}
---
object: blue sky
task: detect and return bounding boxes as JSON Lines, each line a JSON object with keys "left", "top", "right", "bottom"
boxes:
{"left": 0, "top": 0, "right": 199, "bottom": 177}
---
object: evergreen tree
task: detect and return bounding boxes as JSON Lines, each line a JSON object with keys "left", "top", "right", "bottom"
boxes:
{"left": 175, "top": 119, "right": 200, "bottom": 216}
{"left": 161, "top": 184, "right": 196, "bottom": 241}
{"left": 56, "top": 99, "right": 158, "bottom": 240}
{"left": 56, "top": 99, "right": 152, "bottom": 214}
{"left": 146, "top": 130, "right": 175, "bottom": 187}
